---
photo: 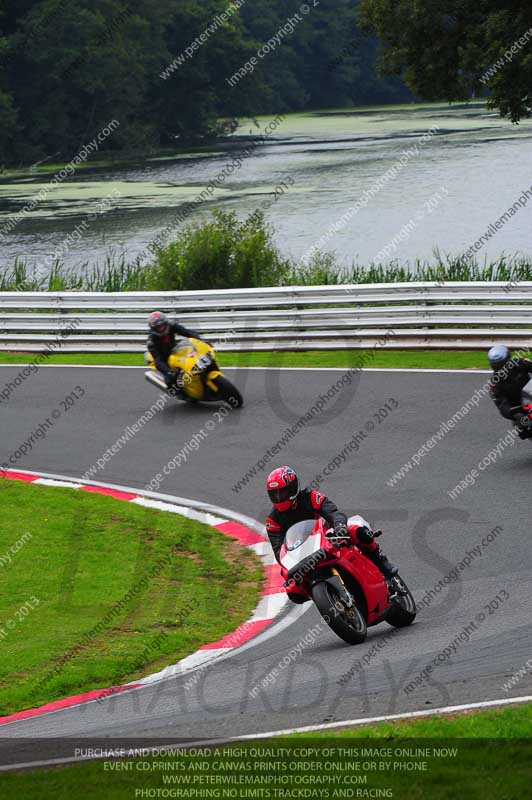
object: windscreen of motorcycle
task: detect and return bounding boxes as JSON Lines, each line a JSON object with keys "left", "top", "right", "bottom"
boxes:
{"left": 347, "top": 514, "right": 372, "bottom": 531}
{"left": 173, "top": 337, "right": 193, "bottom": 351}
{"left": 281, "top": 520, "right": 322, "bottom": 571}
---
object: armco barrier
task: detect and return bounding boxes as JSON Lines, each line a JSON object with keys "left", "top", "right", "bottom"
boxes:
{"left": 1, "top": 282, "right": 532, "bottom": 351}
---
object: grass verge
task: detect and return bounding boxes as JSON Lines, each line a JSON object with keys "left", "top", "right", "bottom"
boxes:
{"left": 0, "top": 349, "right": 502, "bottom": 370}
{"left": 0, "top": 480, "right": 262, "bottom": 716}
{"left": 1, "top": 704, "right": 531, "bottom": 797}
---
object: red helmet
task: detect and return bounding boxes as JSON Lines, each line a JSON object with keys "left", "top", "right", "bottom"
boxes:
{"left": 267, "top": 466, "right": 299, "bottom": 511}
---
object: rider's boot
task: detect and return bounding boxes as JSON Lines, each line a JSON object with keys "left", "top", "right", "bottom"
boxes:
{"left": 353, "top": 526, "right": 398, "bottom": 581}
{"left": 367, "top": 544, "right": 398, "bottom": 581}
{"left": 167, "top": 370, "right": 187, "bottom": 400}
{"left": 513, "top": 411, "right": 532, "bottom": 439}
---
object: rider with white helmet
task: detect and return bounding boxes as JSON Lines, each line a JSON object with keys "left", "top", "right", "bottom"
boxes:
{"left": 488, "top": 345, "right": 532, "bottom": 436}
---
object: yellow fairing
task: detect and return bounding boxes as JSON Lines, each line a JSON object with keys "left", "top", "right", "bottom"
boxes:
{"left": 148, "top": 337, "right": 222, "bottom": 400}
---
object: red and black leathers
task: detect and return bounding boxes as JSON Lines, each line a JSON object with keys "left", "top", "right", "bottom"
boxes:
{"left": 265, "top": 487, "right": 397, "bottom": 581}
{"left": 489, "top": 358, "right": 532, "bottom": 421}
{"left": 266, "top": 487, "right": 347, "bottom": 562}
{"left": 147, "top": 322, "right": 202, "bottom": 378}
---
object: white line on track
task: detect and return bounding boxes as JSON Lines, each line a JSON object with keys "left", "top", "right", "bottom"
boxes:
{"left": 3, "top": 694, "right": 532, "bottom": 771}
{"left": 231, "top": 693, "right": 532, "bottom": 739}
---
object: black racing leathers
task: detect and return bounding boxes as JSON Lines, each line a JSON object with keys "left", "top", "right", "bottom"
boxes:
{"left": 265, "top": 487, "right": 347, "bottom": 563}
{"left": 489, "top": 358, "right": 532, "bottom": 420}
{"left": 147, "top": 322, "right": 202, "bottom": 377}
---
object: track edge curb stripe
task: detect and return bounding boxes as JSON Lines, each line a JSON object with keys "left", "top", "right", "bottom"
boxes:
{"left": 0, "top": 469, "right": 288, "bottom": 726}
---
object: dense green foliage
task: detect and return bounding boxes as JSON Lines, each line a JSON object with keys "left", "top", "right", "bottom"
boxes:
{"left": 361, "top": 0, "right": 532, "bottom": 122}
{"left": 0, "top": 1, "right": 410, "bottom": 165}
{"left": 0, "top": 0, "right": 260, "bottom": 161}
{"left": 2, "top": 212, "right": 532, "bottom": 291}
{"left": 146, "top": 211, "right": 288, "bottom": 290}
{"left": 239, "top": 0, "right": 410, "bottom": 110}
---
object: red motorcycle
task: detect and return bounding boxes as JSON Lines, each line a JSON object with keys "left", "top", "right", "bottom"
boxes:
{"left": 279, "top": 516, "right": 416, "bottom": 644}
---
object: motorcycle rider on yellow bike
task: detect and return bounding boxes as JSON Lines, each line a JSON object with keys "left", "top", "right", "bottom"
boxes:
{"left": 145, "top": 311, "right": 207, "bottom": 397}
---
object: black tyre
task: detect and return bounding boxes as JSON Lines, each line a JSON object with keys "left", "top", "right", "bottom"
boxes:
{"left": 212, "top": 375, "right": 243, "bottom": 408}
{"left": 386, "top": 575, "right": 417, "bottom": 628}
{"left": 312, "top": 581, "right": 367, "bottom": 645}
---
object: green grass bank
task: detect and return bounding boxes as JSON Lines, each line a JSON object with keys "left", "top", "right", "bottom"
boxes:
{"left": 0, "top": 480, "right": 262, "bottom": 716}
{"left": 0, "top": 349, "right": 500, "bottom": 370}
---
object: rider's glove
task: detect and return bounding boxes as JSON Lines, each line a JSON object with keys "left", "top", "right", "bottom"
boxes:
{"left": 356, "top": 525, "right": 375, "bottom": 545}
{"left": 328, "top": 524, "right": 349, "bottom": 543}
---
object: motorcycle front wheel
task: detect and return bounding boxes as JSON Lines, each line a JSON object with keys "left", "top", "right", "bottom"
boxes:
{"left": 210, "top": 375, "right": 243, "bottom": 408}
{"left": 312, "top": 581, "right": 367, "bottom": 644}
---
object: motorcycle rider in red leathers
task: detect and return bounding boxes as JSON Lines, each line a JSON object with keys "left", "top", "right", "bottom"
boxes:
{"left": 265, "top": 466, "right": 398, "bottom": 602}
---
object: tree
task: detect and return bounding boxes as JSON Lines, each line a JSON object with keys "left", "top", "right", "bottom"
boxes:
{"left": 0, "top": 1, "right": 179, "bottom": 161}
{"left": 0, "top": 9, "right": 17, "bottom": 161}
{"left": 0, "top": 0, "right": 414, "bottom": 163}
{"left": 0, "top": 0, "right": 268, "bottom": 161}
{"left": 158, "top": 0, "right": 267, "bottom": 144}
{"left": 240, "top": 0, "right": 411, "bottom": 111}
{"left": 360, "top": 0, "right": 532, "bottom": 122}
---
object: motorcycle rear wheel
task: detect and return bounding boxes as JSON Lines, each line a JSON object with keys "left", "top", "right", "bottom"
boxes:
{"left": 386, "top": 575, "right": 416, "bottom": 628}
{"left": 312, "top": 581, "right": 367, "bottom": 644}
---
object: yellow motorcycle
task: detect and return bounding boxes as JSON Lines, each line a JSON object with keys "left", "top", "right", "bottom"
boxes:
{"left": 144, "top": 337, "right": 243, "bottom": 407}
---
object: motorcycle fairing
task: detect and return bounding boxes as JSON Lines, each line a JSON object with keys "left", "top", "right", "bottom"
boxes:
{"left": 147, "top": 337, "right": 222, "bottom": 400}
{"left": 280, "top": 531, "right": 323, "bottom": 572}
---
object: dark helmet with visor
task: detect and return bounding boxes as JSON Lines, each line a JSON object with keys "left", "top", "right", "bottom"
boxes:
{"left": 148, "top": 311, "right": 170, "bottom": 336}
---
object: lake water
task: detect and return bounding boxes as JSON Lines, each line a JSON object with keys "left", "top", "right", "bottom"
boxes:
{"left": 1, "top": 101, "right": 531, "bottom": 275}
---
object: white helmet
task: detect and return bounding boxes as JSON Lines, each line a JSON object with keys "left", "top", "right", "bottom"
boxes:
{"left": 488, "top": 345, "right": 511, "bottom": 370}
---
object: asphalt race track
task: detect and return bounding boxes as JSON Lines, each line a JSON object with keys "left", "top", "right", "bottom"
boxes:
{"left": 1, "top": 364, "right": 532, "bottom": 760}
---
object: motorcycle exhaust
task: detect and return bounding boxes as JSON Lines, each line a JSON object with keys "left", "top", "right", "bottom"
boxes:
{"left": 144, "top": 370, "right": 168, "bottom": 392}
